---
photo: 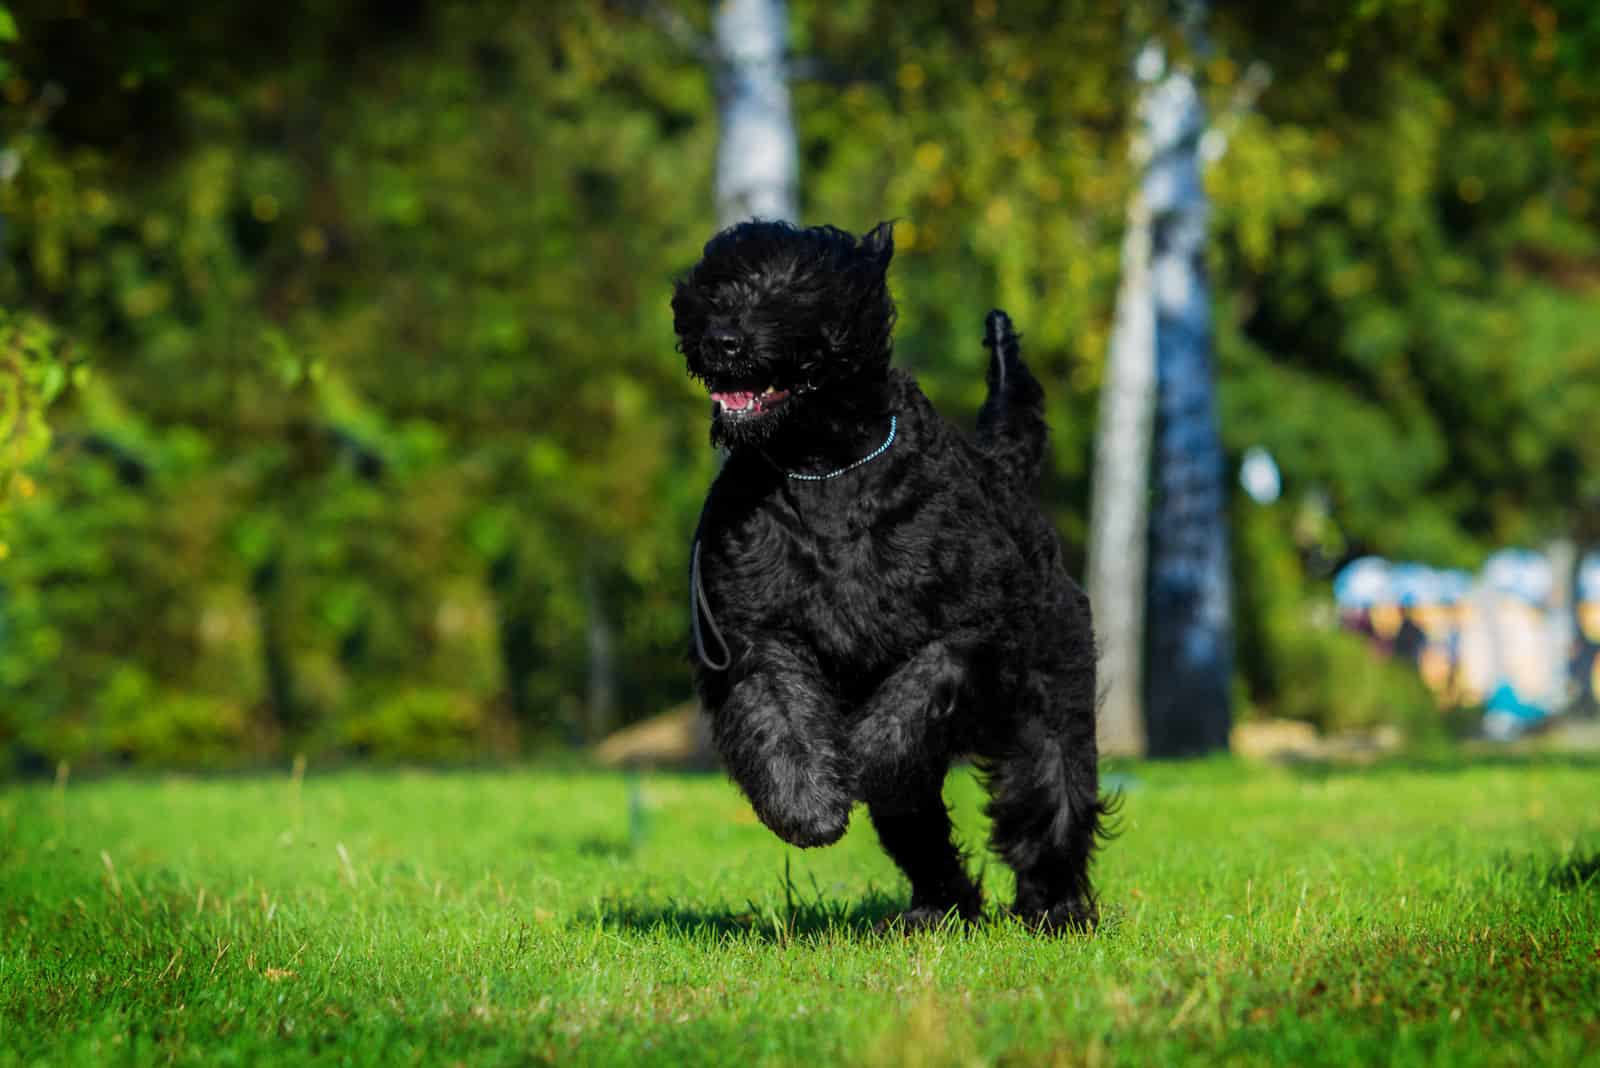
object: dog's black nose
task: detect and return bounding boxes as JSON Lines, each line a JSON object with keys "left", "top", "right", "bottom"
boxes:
{"left": 704, "top": 328, "right": 745, "bottom": 360}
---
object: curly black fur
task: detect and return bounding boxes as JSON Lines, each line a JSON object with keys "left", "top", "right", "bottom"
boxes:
{"left": 675, "top": 220, "right": 1108, "bottom": 932}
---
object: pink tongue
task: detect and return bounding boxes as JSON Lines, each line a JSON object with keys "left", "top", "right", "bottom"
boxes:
{"left": 712, "top": 391, "right": 756, "bottom": 411}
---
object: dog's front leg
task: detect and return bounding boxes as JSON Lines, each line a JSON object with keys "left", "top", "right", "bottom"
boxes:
{"left": 702, "top": 637, "right": 854, "bottom": 848}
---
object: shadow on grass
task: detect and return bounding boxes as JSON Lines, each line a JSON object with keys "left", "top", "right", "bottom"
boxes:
{"left": 523, "top": 833, "right": 634, "bottom": 860}
{"left": 1492, "top": 843, "right": 1600, "bottom": 895}
{"left": 592, "top": 886, "right": 909, "bottom": 941}
{"left": 1545, "top": 849, "right": 1600, "bottom": 891}
{"left": 590, "top": 884, "right": 1124, "bottom": 943}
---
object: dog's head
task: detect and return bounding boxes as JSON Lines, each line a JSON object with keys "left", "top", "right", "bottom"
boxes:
{"left": 672, "top": 220, "right": 897, "bottom": 449}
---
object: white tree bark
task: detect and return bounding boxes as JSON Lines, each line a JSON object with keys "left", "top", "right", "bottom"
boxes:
{"left": 1091, "top": 4, "right": 1241, "bottom": 756}
{"left": 713, "top": 0, "right": 798, "bottom": 227}
{"left": 1088, "top": 44, "right": 1163, "bottom": 759}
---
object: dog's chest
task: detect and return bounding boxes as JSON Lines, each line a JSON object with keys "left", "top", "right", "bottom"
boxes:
{"left": 746, "top": 489, "right": 952, "bottom": 667}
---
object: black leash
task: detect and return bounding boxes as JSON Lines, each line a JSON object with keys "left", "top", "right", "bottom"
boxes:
{"left": 690, "top": 538, "right": 731, "bottom": 671}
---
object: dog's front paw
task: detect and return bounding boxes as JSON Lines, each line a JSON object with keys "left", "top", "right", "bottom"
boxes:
{"left": 752, "top": 790, "right": 852, "bottom": 848}
{"left": 764, "top": 807, "right": 850, "bottom": 848}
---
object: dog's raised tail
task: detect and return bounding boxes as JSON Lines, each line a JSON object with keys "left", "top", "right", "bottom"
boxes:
{"left": 977, "top": 309, "right": 1047, "bottom": 486}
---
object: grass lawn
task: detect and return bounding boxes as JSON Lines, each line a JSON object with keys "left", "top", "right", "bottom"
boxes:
{"left": 2, "top": 755, "right": 1598, "bottom": 1066}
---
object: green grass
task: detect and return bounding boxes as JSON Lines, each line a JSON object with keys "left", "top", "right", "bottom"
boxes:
{"left": 2, "top": 756, "right": 1598, "bottom": 1066}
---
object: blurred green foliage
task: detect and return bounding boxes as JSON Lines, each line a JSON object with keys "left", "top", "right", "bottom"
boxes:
{"left": 0, "top": 1, "right": 1597, "bottom": 769}
{"left": 0, "top": 310, "right": 71, "bottom": 523}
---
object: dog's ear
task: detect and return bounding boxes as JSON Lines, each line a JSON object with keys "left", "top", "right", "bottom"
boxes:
{"left": 862, "top": 221, "right": 895, "bottom": 272}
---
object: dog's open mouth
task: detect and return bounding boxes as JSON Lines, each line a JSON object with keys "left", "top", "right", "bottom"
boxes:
{"left": 710, "top": 386, "right": 790, "bottom": 418}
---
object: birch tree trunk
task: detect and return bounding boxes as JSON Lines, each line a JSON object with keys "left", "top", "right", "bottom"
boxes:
{"left": 713, "top": 0, "right": 797, "bottom": 227}
{"left": 1087, "top": 42, "right": 1167, "bottom": 758}
{"left": 1090, "top": 7, "right": 1236, "bottom": 758}
{"left": 1141, "top": 6, "right": 1233, "bottom": 756}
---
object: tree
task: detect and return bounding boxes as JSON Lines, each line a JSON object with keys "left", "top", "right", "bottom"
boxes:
{"left": 1141, "top": 2, "right": 1233, "bottom": 756}
{"left": 1087, "top": 40, "right": 1161, "bottom": 760}
{"left": 1089, "top": 3, "right": 1236, "bottom": 758}
{"left": 713, "top": 0, "right": 797, "bottom": 226}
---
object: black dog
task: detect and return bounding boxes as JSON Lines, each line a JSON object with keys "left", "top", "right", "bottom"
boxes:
{"left": 675, "top": 220, "right": 1108, "bottom": 931}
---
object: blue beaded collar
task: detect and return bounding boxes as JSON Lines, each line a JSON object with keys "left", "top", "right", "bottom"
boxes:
{"left": 785, "top": 415, "right": 898, "bottom": 481}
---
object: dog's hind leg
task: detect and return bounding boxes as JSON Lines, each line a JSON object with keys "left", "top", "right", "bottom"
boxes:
{"left": 702, "top": 637, "right": 855, "bottom": 849}
{"left": 984, "top": 670, "right": 1106, "bottom": 932}
{"left": 847, "top": 637, "right": 975, "bottom": 788}
{"left": 848, "top": 640, "right": 983, "bottom": 928}
{"left": 867, "top": 778, "right": 982, "bottom": 930}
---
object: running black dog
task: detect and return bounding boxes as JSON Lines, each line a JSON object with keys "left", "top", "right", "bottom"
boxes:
{"left": 675, "top": 220, "right": 1108, "bottom": 931}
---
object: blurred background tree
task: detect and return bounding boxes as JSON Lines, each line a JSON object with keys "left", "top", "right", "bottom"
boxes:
{"left": 0, "top": 0, "right": 1595, "bottom": 770}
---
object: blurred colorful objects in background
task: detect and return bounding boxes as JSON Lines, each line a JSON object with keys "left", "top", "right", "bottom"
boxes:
{"left": 1576, "top": 554, "right": 1600, "bottom": 717}
{"left": 1334, "top": 550, "right": 1599, "bottom": 739}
